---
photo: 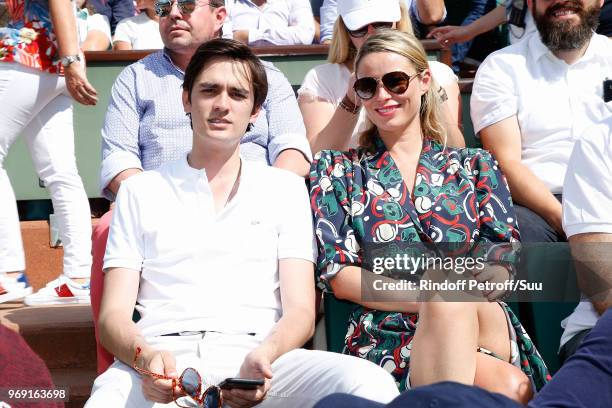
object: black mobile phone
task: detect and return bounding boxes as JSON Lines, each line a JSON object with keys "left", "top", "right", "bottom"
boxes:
{"left": 218, "top": 378, "right": 265, "bottom": 390}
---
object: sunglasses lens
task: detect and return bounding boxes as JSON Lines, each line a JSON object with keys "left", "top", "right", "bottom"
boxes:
{"left": 178, "top": 0, "right": 196, "bottom": 14}
{"left": 181, "top": 368, "right": 201, "bottom": 398}
{"left": 354, "top": 77, "right": 378, "bottom": 100}
{"left": 373, "top": 22, "right": 394, "bottom": 30}
{"left": 349, "top": 26, "right": 368, "bottom": 38}
{"left": 382, "top": 72, "right": 410, "bottom": 94}
{"left": 155, "top": 1, "right": 172, "bottom": 17}
{"left": 203, "top": 387, "right": 221, "bottom": 408}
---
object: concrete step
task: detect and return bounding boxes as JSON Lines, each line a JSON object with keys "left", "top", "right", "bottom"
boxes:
{"left": 51, "top": 368, "right": 97, "bottom": 408}
{"left": 1, "top": 304, "right": 97, "bottom": 407}
{"left": 0, "top": 304, "right": 96, "bottom": 370}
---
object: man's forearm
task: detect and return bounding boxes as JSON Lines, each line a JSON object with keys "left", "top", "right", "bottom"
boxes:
{"left": 273, "top": 149, "right": 310, "bottom": 178}
{"left": 99, "top": 310, "right": 152, "bottom": 366}
{"left": 107, "top": 168, "right": 143, "bottom": 196}
{"left": 256, "top": 309, "right": 315, "bottom": 363}
{"left": 500, "top": 161, "right": 563, "bottom": 234}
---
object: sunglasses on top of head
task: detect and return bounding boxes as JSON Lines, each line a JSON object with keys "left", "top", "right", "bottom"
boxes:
{"left": 353, "top": 71, "right": 419, "bottom": 100}
{"left": 155, "top": 0, "right": 208, "bottom": 17}
{"left": 133, "top": 347, "right": 222, "bottom": 408}
{"left": 348, "top": 21, "right": 394, "bottom": 38}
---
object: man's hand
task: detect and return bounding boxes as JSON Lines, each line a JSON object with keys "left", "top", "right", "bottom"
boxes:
{"left": 223, "top": 347, "right": 273, "bottom": 408}
{"left": 64, "top": 61, "right": 98, "bottom": 106}
{"left": 138, "top": 349, "right": 181, "bottom": 404}
{"left": 233, "top": 30, "right": 250, "bottom": 44}
{"left": 428, "top": 25, "right": 474, "bottom": 47}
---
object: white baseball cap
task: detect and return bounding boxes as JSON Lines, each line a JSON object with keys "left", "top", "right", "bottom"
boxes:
{"left": 338, "top": 0, "right": 402, "bottom": 31}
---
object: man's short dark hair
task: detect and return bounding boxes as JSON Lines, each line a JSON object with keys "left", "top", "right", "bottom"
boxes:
{"left": 183, "top": 38, "right": 268, "bottom": 114}
{"left": 210, "top": 0, "right": 224, "bottom": 7}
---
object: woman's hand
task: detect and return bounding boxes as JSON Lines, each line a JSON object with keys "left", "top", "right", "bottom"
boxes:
{"left": 64, "top": 61, "right": 98, "bottom": 106}
{"left": 346, "top": 72, "right": 361, "bottom": 107}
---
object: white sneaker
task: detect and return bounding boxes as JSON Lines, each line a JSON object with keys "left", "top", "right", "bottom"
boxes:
{"left": 24, "top": 275, "right": 90, "bottom": 306}
{"left": 0, "top": 272, "right": 33, "bottom": 304}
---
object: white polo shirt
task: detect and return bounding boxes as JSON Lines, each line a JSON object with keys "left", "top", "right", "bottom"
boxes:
{"left": 471, "top": 32, "right": 612, "bottom": 193}
{"left": 563, "top": 118, "right": 612, "bottom": 237}
{"left": 560, "top": 118, "right": 612, "bottom": 347}
{"left": 104, "top": 157, "right": 316, "bottom": 338}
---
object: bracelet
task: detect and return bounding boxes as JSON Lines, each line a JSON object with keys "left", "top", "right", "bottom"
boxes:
{"left": 339, "top": 94, "right": 360, "bottom": 114}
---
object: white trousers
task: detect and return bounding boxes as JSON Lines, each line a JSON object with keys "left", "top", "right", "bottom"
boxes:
{"left": 0, "top": 63, "right": 92, "bottom": 278}
{"left": 86, "top": 332, "right": 400, "bottom": 408}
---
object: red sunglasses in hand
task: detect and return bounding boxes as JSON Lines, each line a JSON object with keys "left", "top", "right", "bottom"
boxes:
{"left": 132, "top": 346, "right": 222, "bottom": 408}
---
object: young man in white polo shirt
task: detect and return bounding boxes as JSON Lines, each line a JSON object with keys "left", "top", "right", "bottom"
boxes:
{"left": 471, "top": 0, "right": 612, "bottom": 243}
{"left": 86, "top": 38, "right": 399, "bottom": 408}
{"left": 559, "top": 117, "right": 612, "bottom": 362}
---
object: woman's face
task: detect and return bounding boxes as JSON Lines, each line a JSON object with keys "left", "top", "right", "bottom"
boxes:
{"left": 356, "top": 51, "right": 430, "bottom": 138}
{"left": 348, "top": 22, "right": 397, "bottom": 50}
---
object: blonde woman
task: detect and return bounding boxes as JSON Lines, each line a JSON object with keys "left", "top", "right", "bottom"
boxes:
{"left": 298, "top": 0, "right": 464, "bottom": 155}
{"left": 309, "top": 30, "right": 549, "bottom": 402}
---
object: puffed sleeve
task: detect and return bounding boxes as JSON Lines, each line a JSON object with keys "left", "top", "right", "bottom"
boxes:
{"left": 309, "top": 149, "right": 361, "bottom": 292}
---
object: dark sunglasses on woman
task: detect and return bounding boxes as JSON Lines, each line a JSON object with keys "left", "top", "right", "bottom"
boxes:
{"left": 348, "top": 21, "right": 394, "bottom": 38}
{"left": 353, "top": 71, "right": 419, "bottom": 100}
{"left": 155, "top": 0, "right": 206, "bottom": 17}
{"left": 132, "top": 347, "right": 222, "bottom": 407}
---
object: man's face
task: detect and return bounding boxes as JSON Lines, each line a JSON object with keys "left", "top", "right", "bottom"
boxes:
{"left": 159, "top": 1, "right": 226, "bottom": 52}
{"left": 531, "top": 0, "right": 602, "bottom": 51}
{"left": 183, "top": 58, "right": 260, "bottom": 145}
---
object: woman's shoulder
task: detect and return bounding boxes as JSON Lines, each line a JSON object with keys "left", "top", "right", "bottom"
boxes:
{"left": 301, "top": 63, "right": 350, "bottom": 90}
{"left": 429, "top": 60, "right": 458, "bottom": 86}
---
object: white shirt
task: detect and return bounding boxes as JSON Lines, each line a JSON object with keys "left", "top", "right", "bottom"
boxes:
{"left": 471, "top": 32, "right": 612, "bottom": 193}
{"left": 113, "top": 12, "right": 163, "bottom": 50}
{"left": 227, "top": 0, "right": 315, "bottom": 46}
{"left": 560, "top": 119, "right": 612, "bottom": 347}
{"left": 104, "top": 157, "right": 316, "bottom": 338}
{"left": 298, "top": 61, "right": 458, "bottom": 146}
{"left": 76, "top": 9, "right": 111, "bottom": 47}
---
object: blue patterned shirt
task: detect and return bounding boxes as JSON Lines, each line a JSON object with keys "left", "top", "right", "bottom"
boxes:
{"left": 100, "top": 49, "right": 311, "bottom": 199}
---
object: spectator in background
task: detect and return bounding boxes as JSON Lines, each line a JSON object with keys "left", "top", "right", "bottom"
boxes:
{"left": 427, "top": 0, "right": 499, "bottom": 73}
{"left": 113, "top": 0, "right": 162, "bottom": 50}
{"left": 298, "top": 0, "right": 463, "bottom": 155}
{"left": 91, "top": 0, "right": 312, "bottom": 374}
{"left": 0, "top": 0, "right": 97, "bottom": 305}
{"left": 89, "top": 0, "right": 136, "bottom": 35}
{"left": 470, "top": 0, "right": 611, "bottom": 244}
{"left": 428, "top": 1, "right": 536, "bottom": 55}
{"left": 319, "top": 0, "right": 446, "bottom": 43}
{"left": 76, "top": 0, "right": 112, "bottom": 51}
{"left": 228, "top": 0, "right": 315, "bottom": 46}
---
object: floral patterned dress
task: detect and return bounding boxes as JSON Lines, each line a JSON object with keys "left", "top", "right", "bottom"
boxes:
{"left": 309, "top": 136, "right": 551, "bottom": 391}
{"left": 0, "top": 0, "right": 66, "bottom": 74}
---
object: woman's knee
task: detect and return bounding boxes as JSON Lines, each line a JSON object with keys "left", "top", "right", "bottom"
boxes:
{"left": 474, "top": 353, "right": 534, "bottom": 404}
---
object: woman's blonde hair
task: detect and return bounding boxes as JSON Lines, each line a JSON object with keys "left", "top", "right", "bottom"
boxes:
{"left": 354, "top": 29, "right": 447, "bottom": 151}
{"left": 328, "top": 2, "right": 413, "bottom": 65}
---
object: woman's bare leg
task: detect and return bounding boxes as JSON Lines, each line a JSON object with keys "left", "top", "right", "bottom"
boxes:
{"left": 410, "top": 302, "right": 531, "bottom": 403}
